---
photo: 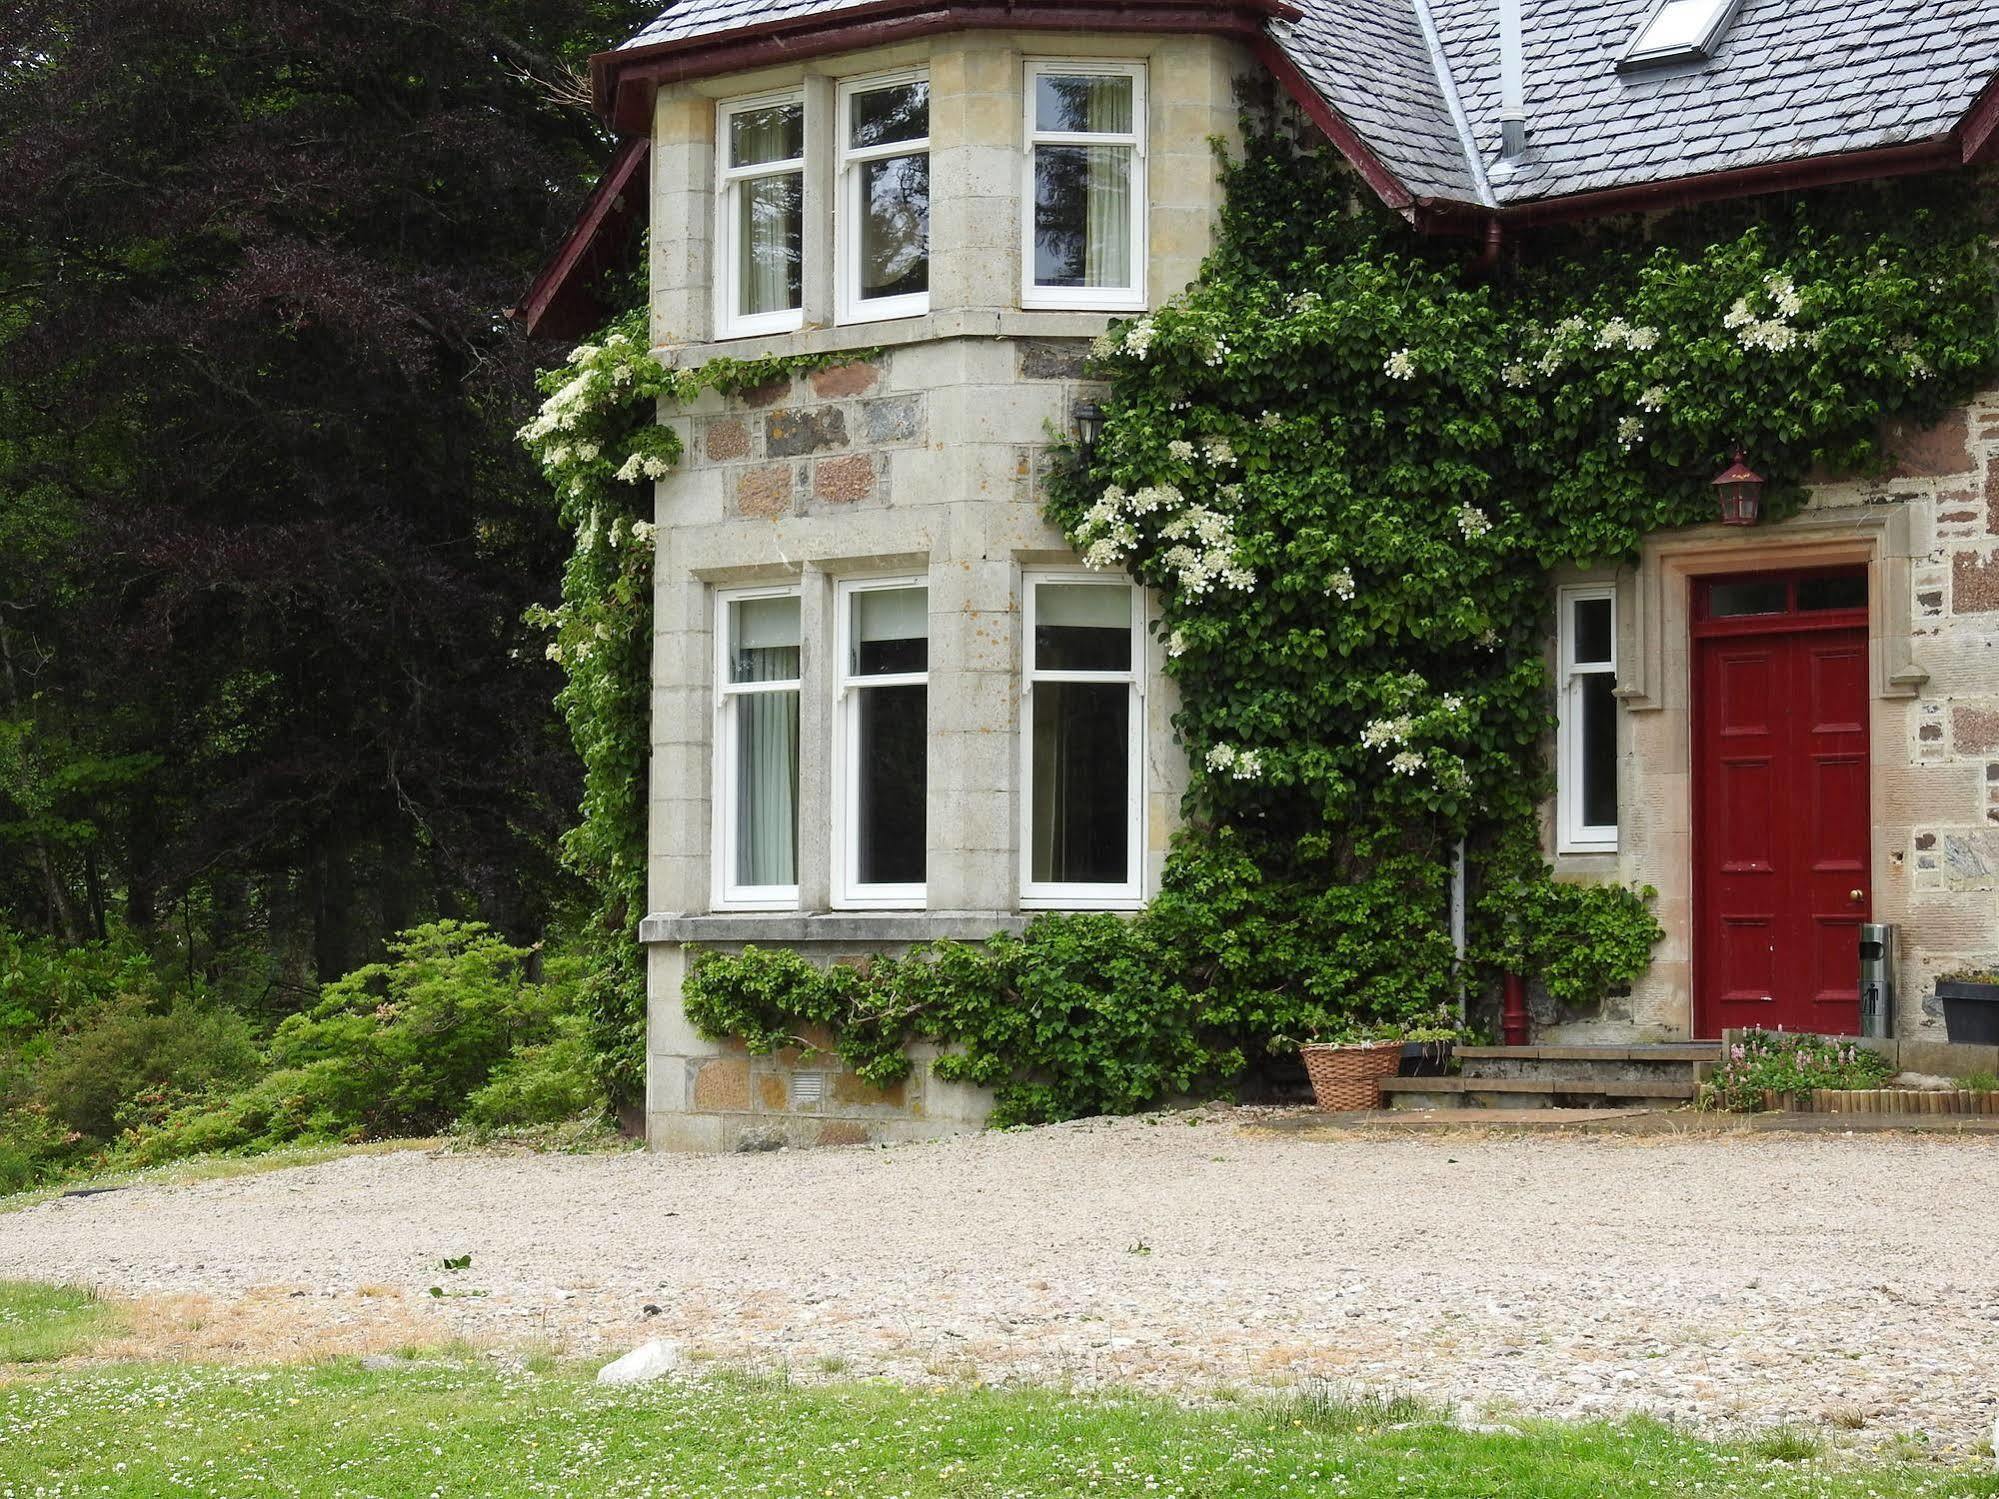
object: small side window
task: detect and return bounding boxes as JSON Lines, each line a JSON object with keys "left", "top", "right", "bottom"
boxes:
{"left": 1022, "top": 62, "right": 1146, "bottom": 312}
{"left": 1557, "top": 586, "right": 1618, "bottom": 853}
{"left": 838, "top": 75, "right": 930, "bottom": 325}
{"left": 715, "top": 588, "right": 802, "bottom": 906}
{"left": 716, "top": 93, "right": 805, "bottom": 339}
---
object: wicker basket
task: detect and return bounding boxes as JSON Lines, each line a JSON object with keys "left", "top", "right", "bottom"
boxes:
{"left": 1299, "top": 1040, "right": 1403, "bottom": 1111}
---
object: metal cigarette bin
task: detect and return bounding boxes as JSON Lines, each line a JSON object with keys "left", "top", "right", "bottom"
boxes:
{"left": 1858, "top": 922, "right": 1895, "bottom": 1039}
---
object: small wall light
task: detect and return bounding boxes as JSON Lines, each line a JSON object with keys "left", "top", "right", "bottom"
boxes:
{"left": 1712, "top": 449, "right": 1764, "bottom": 527}
{"left": 1072, "top": 400, "right": 1105, "bottom": 467}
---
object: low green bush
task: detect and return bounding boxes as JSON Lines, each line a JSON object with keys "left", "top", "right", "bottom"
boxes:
{"left": 33, "top": 997, "right": 258, "bottom": 1139}
{"left": 458, "top": 1012, "right": 600, "bottom": 1131}
{"left": 1700, "top": 1029, "right": 1895, "bottom": 1112}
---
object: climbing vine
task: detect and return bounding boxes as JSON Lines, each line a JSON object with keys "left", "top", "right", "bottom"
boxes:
{"left": 532, "top": 119, "right": 1997, "bottom": 1120}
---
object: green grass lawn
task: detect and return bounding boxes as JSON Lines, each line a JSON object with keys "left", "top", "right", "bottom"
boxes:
{"left": 2, "top": 1282, "right": 1995, "bottom": 1498}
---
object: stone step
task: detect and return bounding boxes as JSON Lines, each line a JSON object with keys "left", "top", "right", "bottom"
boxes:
{"left": 1380, "top": 1076, "right": 1698, "bottom": 1098}
{"left": 1453, "top": 1044, "right": 1720, "bottom": 1062}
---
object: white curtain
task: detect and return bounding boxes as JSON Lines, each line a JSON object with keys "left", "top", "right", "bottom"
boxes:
{"left": 1083, "top": 80, "right": 1132, "bottom": 289}
{"left": 730, "top": 596, "right": 800, "bottom": 887}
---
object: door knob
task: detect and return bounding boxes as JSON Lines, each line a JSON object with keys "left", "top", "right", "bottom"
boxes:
{"left": 1849, "top": 889, "right": 1864, "bottom": 903}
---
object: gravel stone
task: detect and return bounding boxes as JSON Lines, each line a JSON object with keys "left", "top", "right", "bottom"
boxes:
{"left": 4, "top": 1112, "right": 1995, "bottom": 1452}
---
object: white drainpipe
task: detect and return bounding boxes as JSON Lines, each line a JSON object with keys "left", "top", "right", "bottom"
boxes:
{"left": 1499, "top": 0, "right": 1527, "bottom": 160}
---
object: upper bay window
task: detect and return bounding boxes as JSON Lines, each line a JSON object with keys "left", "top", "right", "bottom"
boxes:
{"left": 1022, "top": 575, "right": 1143, "bottom": 907}
{"left": 1023, "top": 62, "right": 1146, "bottom": 311}
{"left": 835, "top": 579, "right": 928, "bottom": 907}
{"left": 717, "top": 92, "right": 805, "bottom": 339}
{"left": 716, "top": 588, "right": 802, "bottom": 907}
{"left": 838, "top": 75, "right": 930, "bottom": 324}
{"left": 1557, "top": 585, "right": 1618, "bottom": 853}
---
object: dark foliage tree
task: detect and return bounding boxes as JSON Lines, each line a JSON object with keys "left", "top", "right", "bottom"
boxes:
{"left": 0, "top": 0, "right": 647, "bottom": 986}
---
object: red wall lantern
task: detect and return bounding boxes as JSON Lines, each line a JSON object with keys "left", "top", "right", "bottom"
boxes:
{"left": 1712, "top": 450, "right": 1764, "bottom": 527}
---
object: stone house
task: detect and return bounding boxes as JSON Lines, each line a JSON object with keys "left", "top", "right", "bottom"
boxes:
{"left": 520, "top": 0, "right": 1999, "bottom": 1147}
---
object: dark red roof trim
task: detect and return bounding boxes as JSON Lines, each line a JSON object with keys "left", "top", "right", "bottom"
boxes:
{"left": 1962, "top": 73, "right": 1999, "bottom": 164}
{"left": 592, "top": 0, "right": 1300, "bottom": 133}
{"left": 511, "top": 136, "right": 650, "bottom": 342}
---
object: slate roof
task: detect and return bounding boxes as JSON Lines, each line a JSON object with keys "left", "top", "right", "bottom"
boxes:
{"left": 610, "top": 0, "right": 1999, "bottom": 210}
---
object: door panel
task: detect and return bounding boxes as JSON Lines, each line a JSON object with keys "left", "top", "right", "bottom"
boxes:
{"left": 1694, "top": 616, "right": 1869, "bottom": 1037}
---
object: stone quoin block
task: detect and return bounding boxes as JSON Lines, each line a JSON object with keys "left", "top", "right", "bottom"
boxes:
{"left": 735, "top": 464, "right": 793, "bottom": 519}
{"left": 1951, "top": 551, "right": 1999, "bottom": 613}
{"left": 811, "top": 453, "right": 875, "bottom": 504}
{"left": 766, "top": 406, "right": 849, "bottom": 457}
{"left": 807, "top": 361, "right": 880, "bottom": 398}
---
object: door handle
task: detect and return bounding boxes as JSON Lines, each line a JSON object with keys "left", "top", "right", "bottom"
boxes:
{"left": 1849, "top": 889, "right": 1864, "bottom": 903}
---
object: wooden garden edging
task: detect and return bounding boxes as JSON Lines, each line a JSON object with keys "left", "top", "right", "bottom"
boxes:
{"left": 1762, "top": 1088, "right": 1999, "bottom": 1115}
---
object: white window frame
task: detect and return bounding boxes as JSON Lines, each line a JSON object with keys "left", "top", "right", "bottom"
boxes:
{"left": 1617, "top": 0, "right": 1744, "bottom": 70}
{"left": 1556, "top": 583, "right": 1619, "bottom": 854}
{"left": 833, "top": 575, "right": 929, "bottom": 910}
{"left": 1020, "top": 60, "right": 1147, "bottom": 313}
{"left": 836, "top": 71, "right": 931, "bottom": 327}
{"left": 715, "top": 90, "right": 807, "bottom": 341}
{"left": 1019, "top": 571, "right": 1145, "bottom": 909}
{"left": 713, "top": 584, "right": 803, "bottom": 910}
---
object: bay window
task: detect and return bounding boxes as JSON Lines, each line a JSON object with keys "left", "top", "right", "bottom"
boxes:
{"left": 1557, "top": 585, "right": 1618, "bottom": 852}
{"left": 716, "top": 589, "right": 802, "bottom": 907}
{"left": 717, "top": 93, "right": 805, "bottom": 339}
{"left": 1022, "top": 575, "right": 1143, "bottom": 907}
{"left": 1022, "top": 62, "right": 1145, "bottom": 310}
{"left": 836, "top": 579, "right": 929, "bottom": 906}
{"left": 838, "top": 75, "right": 930, "bottom": 324}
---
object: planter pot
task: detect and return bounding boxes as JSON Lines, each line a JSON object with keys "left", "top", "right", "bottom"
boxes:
{"left": 1300, "top": 1041, "right": 1403, "bottom": 1111}
{"left": 1937, "top": 980, "right": 1999, "bottom": 1045}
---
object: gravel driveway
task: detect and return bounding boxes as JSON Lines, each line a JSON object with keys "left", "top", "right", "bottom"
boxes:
{"left": 4, "top": 1113, "right": 1996, "bottom": 1453}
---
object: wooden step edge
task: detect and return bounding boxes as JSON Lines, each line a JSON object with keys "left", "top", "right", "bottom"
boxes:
{"left": 1379, "top": 1076, "right": 1698, "bottom": 1098}
{"left": 1453, "top": 1044, "right": 1720, "bottom": 1062}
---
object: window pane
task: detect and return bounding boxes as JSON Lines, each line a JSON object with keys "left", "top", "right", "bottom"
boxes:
{"left": 737, "top": 171, "right": 802, "bottom": 318}
{"left": 1035, "top": 584, "right": 1131, "bottom": 671}
{"left": 1580, "top": 673, "right": 1617, "bottom": 830}
{"left": 1635, "top": 0, "right": 1725, "bottom": 51}
{"left": 1570, "top": 596, "right": 1613, "bottom": 666}
{"left": 1034, "top": 73, "right": 1133, "bottom": 134}
{"left": 1706, "top": 579, "right": 1787, "bottom": 618}
{"left": 729, "top": 102, "right": 803, "bottom": 167}
{"left": 1031, "top": 682, "right": 1129, "bottom": 885}
{"left": 1033, "top": 145, "right": 1131, "bottom": 289}
{"left": 729, "top": 595, "right": 800, "bottom": 684}
{"left": 849, "top": 81, "right": 927, "bottom": 148}
{"left": 852, "top": 587, "right": 928, "bottom": 676}
{"left": 858, "top": 154, "right": 929, "bottom": 302}
{"left": 1798, "top": 574, "right": 1866, "bottom": 611}
{"left": 735, "top": 690, "right": 798, "bottom": 887}
{"left": 856, "top": 683, "right": 926, "bottom": 886}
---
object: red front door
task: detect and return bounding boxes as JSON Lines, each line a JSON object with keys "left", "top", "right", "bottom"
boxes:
{"left": 1692, "top": 570, "right": 1870, "bottom": 1038}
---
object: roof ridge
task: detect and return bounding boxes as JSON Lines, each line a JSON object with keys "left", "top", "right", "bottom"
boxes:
{"left": 1409, "top": 0, "right": 1493, "bottom": 208}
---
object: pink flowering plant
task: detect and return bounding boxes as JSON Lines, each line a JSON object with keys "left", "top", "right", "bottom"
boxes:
{"left": 1700, "top": 1028, "right": 1894, "bottom": 1112}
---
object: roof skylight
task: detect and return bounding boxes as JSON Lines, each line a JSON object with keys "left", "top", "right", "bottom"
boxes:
{"left": 1617, "top": 0, "right": 1744, "bottom": 71}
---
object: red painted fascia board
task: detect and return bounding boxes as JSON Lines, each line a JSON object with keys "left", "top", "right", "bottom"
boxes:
{"left": 591, "top": 0, "right": 1300, "bottom": 132}
{"left": 1961, "top": 72, "right": 1999, "bottom": 164}
{"left": 1250, "top": 35, "right": 1415, "bottom": 213}
{"left": 1489, "top": 138, "right": 1959, "bottom": 228}
{"left": 511, "top": 135, "right": 650, "bottom": 341}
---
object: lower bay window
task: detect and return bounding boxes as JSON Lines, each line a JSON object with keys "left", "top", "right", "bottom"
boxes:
{"left": 836, "top": 579, "right": 928, "bottom": 906}
{"left": 716, "top": 588, "right": 802, "bottom": 908}
{"left": 1022, "top": 574, "right": 1143, "bottom": 907}
{"left": 1557, "top": 584, "right": 1618, "bottom": 852}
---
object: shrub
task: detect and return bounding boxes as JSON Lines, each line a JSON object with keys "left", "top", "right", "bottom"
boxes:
{"left": 1700, "top": 1029, "right": 1895, "bottom": 1112}
{"left": 458, "top": 1013, "right": 601, "bottom": 1130}
{"left": 32, "top": 996, "right": 259, "bottom": 1139}
{"left": 0, "top": 925, "right": 166, "bottom": 1046}
{"left": 121, "top": 920, "right": 572, "bottom": 1164}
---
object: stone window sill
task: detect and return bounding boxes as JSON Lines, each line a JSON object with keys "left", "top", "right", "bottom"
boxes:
{"left": 640, "top": 911, "right": 1029, "bottom": 945}
{"left": 657, "top": 309, "right": 1120, "bottom": 368}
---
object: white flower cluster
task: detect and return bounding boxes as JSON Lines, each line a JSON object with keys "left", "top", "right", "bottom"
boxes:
{"left": 1328, "top": 568, "right": 1356, "bottom": 602}
{"left": 520, "top": 330, "right": 648, "bottom": 448}
{"left": 1074, "top": 481, "right": 1255, "bottom": 596}
{"left": 1167, "top": 439, "right": 1197, "bottom": 462}
{"left": 1616, "top": 415, "right": 1645, "bottom": 449}
{"left": 1123, "top": 317, "right": 1157, "bottom": 360}
{"left": 1383, "top": 348, "right": 1417, "bottom": 381}
{"left": 1501, "top": 363, "right": 1532, "bottom": 389}
{"left": 1205, "top": 743, "right": 1262, "bottom": 780}
{"left": 1725, "top": 270, "right": 1810, "bottom": 353}
{"left": 1258, "top": 410, "right": 1283, "bottom": 430}
{"left": 1205, "top": 338, "right": 1231, "bottom": 367}
{"left": 1637, "top": 384, "right": 1669, "bottom": 412}
{"left": 1360, "top": 715, "right": 1411, "bottom": 750}
{"left": 1455, "top": 504, "right": 1492, "bottom": 540}
{"left": 1203, "top": 437, "right": 1236, "bottom": 467}
{"left": 614, "top": 452, "right": 674, "bottom": 483}
{"left": 1389, "top": 750, "right": 1425, "bottom": 777}
{"left": 1166, "top": 628, "right": 1189, "bottom": 658}
{"left": 1594, "top": 318, "right": 1660, "bottom": 352}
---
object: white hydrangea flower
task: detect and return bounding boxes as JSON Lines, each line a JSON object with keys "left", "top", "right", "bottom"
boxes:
{"left": 545, "top": 642, "right": 565, "bottom": 664}
{"left": 1090, "top": 331, "right": 1118, "bottom": 359}
{"left": 1125, "top": 318, "right": 1156, "bottom": 359}
{"left": 1617, "top": 416, "right": 1645, "bottom": 448}
{"left": 1766, "top": 272, "right": 1802, "bottom": 318}
{"left": 1627, "top": 325, "right": 1660, "bottom": 351}
{"left": 1165, "top": 629, "right": 1188, "bottom": 658}
{"left": 1083, "top": 538, "right": 1123, "bottom": 570}
{"left": 1551, "top": 316, "right": 1586, "bottom": 341}
{"left": 1455, "top": 504, "right": 1492, "bottom": 540}
{"left": 641, "top": 455, "right": 673, "bottom": 479}
{"left": 1478, "top": 627, "right": 1501, "bottom": 650}
{"left": 1906, "top": 351, "right": 1934, "bottom": 379}
{"left": 1232, "top": 749, "right": 1262, "bottom": 780}
{"left": 1722, "top": 297, "right": 1755, "bottom": 331}
{"left": 1739, "top": 320, "right": 1797, "bottom": 353}
{"left": 1536, "top": 348, "right": 1565, "bottom": 377}
{"left": 1389, "top": 750, "right": 1425, "bottom": 777}
{"left": 629, "top": 520, "right": 656, "bottom": 545}
{"left": 1167, "top": 439, "right": 1197, "bottom": 462}
{"left": 1222, "top": 564, "right": 1255, "bottom": 592}
{"left": 1258, "top": 410, "right": 1283, "bottom": 430}
{"left": 1441, "top": 694, "right": 1464, "bottom": 714}
{"left": 1360, "top": 716, "right": 1411, "bottom": 750}
{"left": 1203, "top": 438, "right": 1235, "bottom": 467}
{"left": 1129, "top": 483, "right": 1178, "bottom": 515}
{"left": 1383, "top": 348, "right": 1417, "bottom": 381}
{"left": 1205, "top": 743, "right": 1238, "bottom": 772}
{"left": 1595, "top": 318, "right": 1632, "bottom": 350}
{"left": 614, "top": 453, "right": 645, "bottom": 483}
{"left": 576, "top": 442, "right": 601, "bottom": 462}
{"left": 1328, "top": 568, "right": 1356, "bottom": 602}
{"left": 1638, "top": 384, "right": 1669, "bottom": 412}
{"left": 1501, "top": 363, "right": 1531, "bottom": 389}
